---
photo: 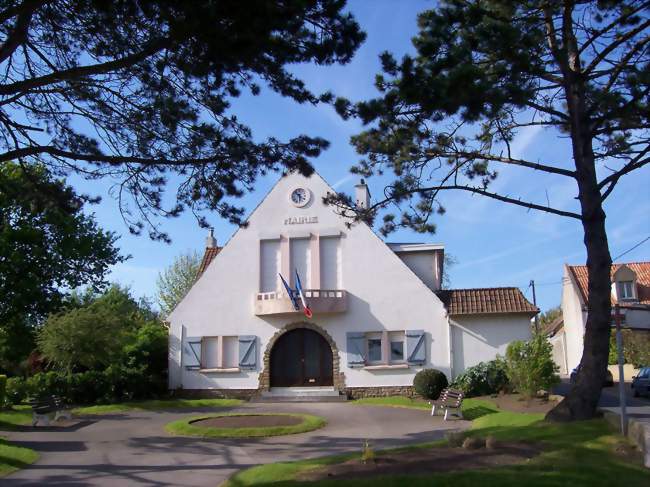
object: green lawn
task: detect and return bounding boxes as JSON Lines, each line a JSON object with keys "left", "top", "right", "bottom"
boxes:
{"left": 223, "top": 398, "right": 650, "bottom": 487}
{"left": 0, "top": 438, "right": 39, "bottom": 477}
{"left": 0, "top": 406, "right": 33, "bottom": 430}
{"left": 0, "top": 406, "right": 39, "bottom": 477}
{"left": 73, "top": 398, "right": 242, "bottom": 415}
{"left": 166, "top": 413, "right": 327, "bottom": 438}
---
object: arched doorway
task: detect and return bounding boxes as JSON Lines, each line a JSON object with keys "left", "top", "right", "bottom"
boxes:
{"left": 270, "top": 328, "right": 333, "bottom": 387}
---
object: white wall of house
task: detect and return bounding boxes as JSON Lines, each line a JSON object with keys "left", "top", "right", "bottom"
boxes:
{"left": 449, "top": 314, "right": 533, "bottom": 378}
{"left": 392, "top": 250, "right": 442, "bottom": 291}
{"left": 550, "top": 331, "right": 568, "bottom": 375}
{"left": 561, "top": 266, "right": 588, "bottom": 372}
{"left": 168, "top": 172, "right": 450, "bottom": 390}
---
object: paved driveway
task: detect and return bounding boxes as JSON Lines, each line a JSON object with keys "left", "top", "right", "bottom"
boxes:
{"left": 3, "top": 402, "right": 468, "bottom": 486}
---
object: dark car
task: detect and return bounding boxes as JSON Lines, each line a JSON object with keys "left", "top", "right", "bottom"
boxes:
{"left": 570, "top": 365, "right": 614, "bottom": 387}
{"left": 631, "top": 367, "right": 650, "bottom": 398}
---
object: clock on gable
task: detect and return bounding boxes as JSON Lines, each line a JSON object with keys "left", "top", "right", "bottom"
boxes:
{"left": 289, "top": 187, "right": 311, "bottom": 208}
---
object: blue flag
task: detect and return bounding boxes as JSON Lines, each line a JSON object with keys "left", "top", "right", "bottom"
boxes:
{"left": 279, "top": 273, "right": 299, "bottom": 311}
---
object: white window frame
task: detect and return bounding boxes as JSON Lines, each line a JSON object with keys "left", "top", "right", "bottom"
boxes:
{"left": 619, "top": 280, "right": 635, "bottom": 300}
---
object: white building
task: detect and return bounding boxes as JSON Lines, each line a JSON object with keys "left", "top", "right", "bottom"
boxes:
{"left": 168, "top": 172, "right": 537, "bottom": 399}
{"left": 549, "top": 262, "right": 650, "bottom": 375}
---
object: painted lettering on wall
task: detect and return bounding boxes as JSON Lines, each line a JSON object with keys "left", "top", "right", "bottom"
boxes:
{"left": 284, "top": 216, "right": 318, "bottom": 225}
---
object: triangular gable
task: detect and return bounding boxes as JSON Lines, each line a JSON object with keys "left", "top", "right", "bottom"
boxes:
{"left": 170, "top": 169, "right": 447, "bottom": 320}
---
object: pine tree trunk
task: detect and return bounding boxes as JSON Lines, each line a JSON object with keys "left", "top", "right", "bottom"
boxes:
{"left": 547, "top": 16, "right": 612, "bottom": 419}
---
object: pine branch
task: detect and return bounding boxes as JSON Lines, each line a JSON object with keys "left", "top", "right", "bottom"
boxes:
{"left": 0, "top": 38, "right": 169, "bottom": 96}
{"left": 367, "top": 184, "right": 582, "bottom": 220}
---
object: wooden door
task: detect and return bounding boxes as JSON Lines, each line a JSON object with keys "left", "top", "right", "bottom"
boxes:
{"left": 270, "top": 328, "right": 333, "bottom": 387}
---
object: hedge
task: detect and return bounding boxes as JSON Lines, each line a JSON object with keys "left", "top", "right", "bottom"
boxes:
{"left": 0, "top": 375, "right": 6, "bottom": 406}
{"left": 5, "top": 366, "right": 166, "bottom": 406}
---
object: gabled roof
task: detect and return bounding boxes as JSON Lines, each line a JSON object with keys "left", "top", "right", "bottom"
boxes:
{"left": 436, "top": 287, "right": 538, "bottom": 316}
{"left": 197, "top": 246, "right": 221, "bottom": 279}
{"left": 567, "top": 262, "right": 650, "bottom": 305}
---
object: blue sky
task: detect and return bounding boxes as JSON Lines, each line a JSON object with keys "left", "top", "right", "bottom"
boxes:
{"left": 72, "top": 0, "right": 650, "bottom": 313}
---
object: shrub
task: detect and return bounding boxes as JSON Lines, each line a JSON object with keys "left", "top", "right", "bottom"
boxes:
{"left": 0, "top": 374, "right": 6, "bottom": 406}
{"left": 609, "top": 329, "right": 650, "bottom": 367}
{"left": 505, "top": 334, "right": 560, "bottom": 399}
{"left": 6, "top": 376, "right": 29, "bottom": 404}
{"left": 413, "top": 368, "right": 448, "bottom": 399}
{"left": 3, "top": 367, "right": 166, "bottom": 406}
{"left": 451, "top": 359, "right": 509, "bottom": 397}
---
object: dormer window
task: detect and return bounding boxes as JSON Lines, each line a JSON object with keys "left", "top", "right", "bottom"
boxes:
{"left": 618, "top": 280, "right": 635, "bottom": 300}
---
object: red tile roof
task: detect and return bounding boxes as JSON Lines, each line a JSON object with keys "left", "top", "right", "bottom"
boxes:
{"left": 567, "top": 262, "right": 650, "bottom": 305}
{"left": 437, "top": 287, "right": 538, "bottom": 316}
{"left": 197, "top": 246, "right": 221, "bottom": 279}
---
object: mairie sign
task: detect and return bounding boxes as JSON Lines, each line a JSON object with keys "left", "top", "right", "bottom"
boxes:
{"left": 284, "top": 216, "right": 318, "bottom": 225}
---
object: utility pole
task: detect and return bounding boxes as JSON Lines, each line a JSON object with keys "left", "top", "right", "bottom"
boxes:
{"left": 530, "top": 280, "right": 539, "bottom": 333}
{"left": 614, "top": 304, "right": 628, "bottom": 436}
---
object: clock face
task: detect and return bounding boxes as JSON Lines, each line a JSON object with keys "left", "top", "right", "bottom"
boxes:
{"left": 290, "top": 187, "right": 310, "bottom": 207}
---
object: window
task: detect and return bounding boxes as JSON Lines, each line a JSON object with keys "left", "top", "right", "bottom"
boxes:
{"left": 222, "top": 336, "right": 238, "bottom": 368}
{"left": 320, "top": 236, "right": 341, "bottom": 289}
{"left": 200, "top": 336, "right": 238, "bottom": 369}
{"left": 619, "top": 280, "right": 635, "bottom": 300}
{"left": 260, "top": 239, "right": 280, "bottom": 292}
{"left": 390, "top": 336, "right": 405, "bottom": 362}
{"left": 201, "top": 337, "right": 219, "bottom": 369}
{"left": 367, "top": 338, "right": 382, "bottom": 363}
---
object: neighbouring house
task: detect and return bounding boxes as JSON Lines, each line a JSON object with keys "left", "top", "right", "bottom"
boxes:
{"left": 167, "top": 171, "right": 537, "bottom": 399}
{"left": 549, "top": 261, "right": 650, "bottom": 375}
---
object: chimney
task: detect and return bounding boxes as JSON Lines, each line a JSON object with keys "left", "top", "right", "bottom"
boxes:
{"left": 205, "top": 228, "right": 217, "bottom": 248}
{"left": 354, "top": 178, "right": 371, "bottom": 209}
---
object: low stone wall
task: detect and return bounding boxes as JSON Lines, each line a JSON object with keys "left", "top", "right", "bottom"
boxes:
{"left": 178, "top": 388, "right": 258, "bottom": 400}
{"left": 345, "top": 386, "right": 417, "bottom": 399}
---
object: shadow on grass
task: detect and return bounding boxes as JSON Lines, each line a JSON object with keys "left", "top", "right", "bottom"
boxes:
{"left": 461, "top": 406, "right": 499, "bottom": 421}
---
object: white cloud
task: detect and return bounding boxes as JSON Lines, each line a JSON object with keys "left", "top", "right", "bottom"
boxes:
{"left": 332, "top": 173, "right": 357, "bottom": 190}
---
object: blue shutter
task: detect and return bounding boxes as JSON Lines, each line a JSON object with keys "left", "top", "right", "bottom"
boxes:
{"left": 183, "top": 337, "right": 202, "bottom": 369}
{"left": 406, "top": 330, "right": 426, "bottom": 365}
{"left": 238, "top": 336, "right": 257, "bottom": 370}
{"left": 346, "top": 332, "right": 366, "bottom": 368}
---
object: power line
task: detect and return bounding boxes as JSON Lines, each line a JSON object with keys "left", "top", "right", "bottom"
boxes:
{"left": 613, "top": 235, "right": 650, "bottom": 261}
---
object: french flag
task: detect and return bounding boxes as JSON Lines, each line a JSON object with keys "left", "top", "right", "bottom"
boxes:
{"left": 295, "top": 269, "right": 313, "bottom": 319}
{"left": 279, "top": 273, "right": 299, "bottom": 311}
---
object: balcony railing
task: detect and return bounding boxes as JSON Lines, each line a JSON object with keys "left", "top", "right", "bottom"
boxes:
{"left": 254, "top": 289, "right": 347, "bottom": 316}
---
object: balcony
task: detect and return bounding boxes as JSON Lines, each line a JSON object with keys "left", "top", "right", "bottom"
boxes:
{"left": 254, "top": 289, "right": 347, "bottom": 316}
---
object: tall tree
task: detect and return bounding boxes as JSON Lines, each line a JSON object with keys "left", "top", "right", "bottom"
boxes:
{"left": 0, "top": 162, "right": 123, "bottom": 327}
{"left": 329, "top": 1, "right": 649, "bottom": 420}
{"left": 0, "top": 0, "right": 364, "bottom": 241}
{"left": 156, "top": 251, "right": 200, "bottom": 317}
{"left": 38, "top": 285, "right": 158, "bottom": 373}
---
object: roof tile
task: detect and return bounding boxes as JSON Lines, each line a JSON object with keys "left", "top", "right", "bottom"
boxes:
{"left": 197, "top": 247, "right": 221, "bottom": 279}
{"left": 437, "top": 287, "right": 538, "bottom": 316}
{"left": 568, "top": 261, "right": 650, "bottom": 305}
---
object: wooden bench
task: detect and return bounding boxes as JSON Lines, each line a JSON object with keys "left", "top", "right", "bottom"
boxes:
{"left": 430, "top": 388, "right": 464, "bottom": 420}
{"left": 30, "top": 395, "right": 72, "bottom": 426}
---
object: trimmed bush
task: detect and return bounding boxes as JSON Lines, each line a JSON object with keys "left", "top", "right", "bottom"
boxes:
{"left": 450, "top": 359, "right": 509, "bottom": 397}
{"left": 4, "top": 367, "right": 166, "bottom": 406}
{"left": 505, "top": 334, "right": 560, "bottom": 398}
{"left": 0, "top": 374, "right": 6, "bottom": 406}
{"left": 413, "top": 368, "right": 448, "bottom": 400}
